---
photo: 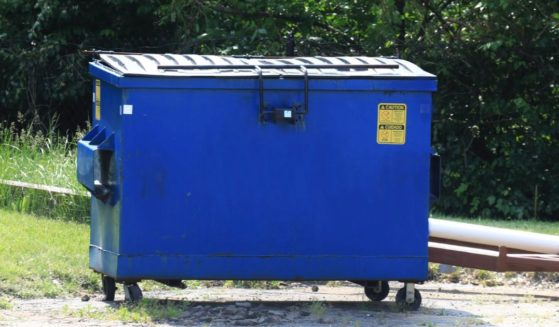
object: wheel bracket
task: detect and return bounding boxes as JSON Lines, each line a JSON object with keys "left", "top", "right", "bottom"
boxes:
{"left": 372, "top": 281, "right": 382, "bottom": 293}
{"left": 405, "top": 283, "right": 415, "bottom": 303}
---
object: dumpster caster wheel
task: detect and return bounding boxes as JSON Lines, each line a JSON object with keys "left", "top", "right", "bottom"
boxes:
{"left": 101, "top": 275, "right": 116, "bottom": 301}
{"left": 395, "top": 286, "right": 421, "bottom": 311}
{"left": 364, "top": 281, "right": 389, "bottom": 301}
{"left": 124, "top": 283, "right": 143, "bottom": 303}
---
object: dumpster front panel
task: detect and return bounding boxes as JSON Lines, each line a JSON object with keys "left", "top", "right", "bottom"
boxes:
{"left": 117, "top": 88, "right": 431, "bottom": 280}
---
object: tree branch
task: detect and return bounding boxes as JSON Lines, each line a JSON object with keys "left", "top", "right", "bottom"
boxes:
{"left": 395, "top": 0, "right": 406, "bottom": 58}
{"left": 209, "top": 3, "right": 364, "bottom": 53}
{"left": 417, "top": 0, "right": 457, "bottom": 41}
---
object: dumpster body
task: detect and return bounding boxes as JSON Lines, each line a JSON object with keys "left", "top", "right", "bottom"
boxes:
{"left": 78, "top": 53, "right": 437, "bottom": 304}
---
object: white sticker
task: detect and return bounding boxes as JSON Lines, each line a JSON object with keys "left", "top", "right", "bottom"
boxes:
{"left": 123, "top": 104, "right": 133, "bottom": 115}
{"left": 284, "top": 110, "right": 292, "bottom": 118}
{"left": 92, "top": 92, "right": 95, "bottom": 103}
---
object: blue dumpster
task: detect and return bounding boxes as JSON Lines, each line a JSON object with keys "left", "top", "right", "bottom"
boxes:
{"left": 78, "top": 53, "right": 437, "bottom": 308}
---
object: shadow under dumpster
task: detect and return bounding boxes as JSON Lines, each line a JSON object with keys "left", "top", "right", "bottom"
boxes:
{"left": 102, "top": 286, "right": 491, "bottom": 327}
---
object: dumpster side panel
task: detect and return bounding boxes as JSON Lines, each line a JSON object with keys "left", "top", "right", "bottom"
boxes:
{"left": 115, "top": 80, "right": 431, "bottom": 281}
{"left": 87, "top": 80, "right": 123, "bottom": 276}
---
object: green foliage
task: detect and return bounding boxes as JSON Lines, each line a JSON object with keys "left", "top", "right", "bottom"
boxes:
{"left": 0, "top": 0, "right": 557, "bottom": 219}
{"left": 309, "top": 301, "right": 327, "bottom": 320}
{"left": 0, "top": 297, "right": 12, "bottom": 310}
{"left": 419, "top": 1, "right": 559, "bottom": 220}
{"left": 0, "top": 0, "right": 176, "bottom": 130}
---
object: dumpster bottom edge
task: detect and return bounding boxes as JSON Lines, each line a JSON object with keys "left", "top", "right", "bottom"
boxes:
{"left": 90, "top": 246, "right": 428, "bottom": 281}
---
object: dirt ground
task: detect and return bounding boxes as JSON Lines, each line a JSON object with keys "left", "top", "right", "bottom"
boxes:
{"left": 1, "top": 282, "right": 558, "bottom": 326}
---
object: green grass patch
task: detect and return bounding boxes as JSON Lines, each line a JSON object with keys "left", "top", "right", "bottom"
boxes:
{"left": 63, "top": 299, "right": 189, "bottom": 324}
{"left": 0, "top": 209, "right": 98, "bottom": 298}
{"left": 0, "top": 121, "right": 89, "bottom": 222}
{"left": 222, "top": 280, "right": 281, "bottom": 289}
{"left": 308, "top": 301, "right": 327, "bottom": 320}
{"left": 0, "top": 297, "right": 12, "bottom": 310}
{"left": 433, "top": 215, "right": 559, "bottom": 235}
{"left": 0, "top": 209, "right": 180, "bottom": 298}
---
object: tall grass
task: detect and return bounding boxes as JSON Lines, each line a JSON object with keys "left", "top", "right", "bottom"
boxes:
{"left": 0, "top": 116, "right": 89, "bottom": 222}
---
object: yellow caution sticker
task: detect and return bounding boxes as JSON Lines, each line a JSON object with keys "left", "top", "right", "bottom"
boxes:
{"left": 95, "top": 80, "right": 101, "bottom": 120}
{"left": 377, "top": 103, "right": 406, "bottom": 145}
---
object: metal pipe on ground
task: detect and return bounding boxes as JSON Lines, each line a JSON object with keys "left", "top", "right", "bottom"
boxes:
{"left": 429, "top": 218, "right": 559, "bottom": 255}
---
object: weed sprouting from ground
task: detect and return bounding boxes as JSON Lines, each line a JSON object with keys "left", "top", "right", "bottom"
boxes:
{"left": 64, "top": 299, "right": 189, "bottom": 324}
{"left": 474, "top": 270, "right": 498, "bottom": 286}
{"left": 114, "top": 299, "right": 189, "bottom": 323}
{"left": 222, "top": 280, "right": 282, "bottom": 289}
{"left": 0, "top": 297, "right": 12, "bottom": 310}
{"left": 309, "top": 301, "right": 327, "bottom": 320}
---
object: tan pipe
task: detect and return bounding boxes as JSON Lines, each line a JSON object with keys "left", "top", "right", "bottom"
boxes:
{"left": 429, "top": 218, "right": 559, "bottom": 254}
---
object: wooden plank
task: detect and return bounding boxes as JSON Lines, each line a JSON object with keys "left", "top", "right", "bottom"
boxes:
{"left": 429, "top": 241, "right": 559, "bottom": 272}
{"left": 429, "top": 241, "right": 499, "bottom": 271}
{"left": 0, "top": 179, "right": 89, "bottom": 197}
{"left": 429, "top": 236, "right": 536, "bottom": 254}
{"left": 506, "top": 254, "right": 559, "bottom": 272}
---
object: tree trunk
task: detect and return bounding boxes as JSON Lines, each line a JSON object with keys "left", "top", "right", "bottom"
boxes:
{"left": 395, "top": 0, "right": 406, "bottom": 58}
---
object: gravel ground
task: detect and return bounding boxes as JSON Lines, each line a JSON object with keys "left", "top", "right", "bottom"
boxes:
{"left": 1, "top": 282, "right": 558, "bottom": 326}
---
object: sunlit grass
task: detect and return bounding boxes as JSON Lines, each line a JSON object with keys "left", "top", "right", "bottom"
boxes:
{"left": 0, "top": 297, "right": 12, "bottom": 310}
{"left": 0, "top": 119, "right": 89, "bottom": 221}
{"left": 0, "top": 209, "right": 182, "bottom": 299}
{"left": 0, "top": 209, "right": 98, "bottom": 298}
{"left": 63, "top": 299, "right": 189, "bottom": 324}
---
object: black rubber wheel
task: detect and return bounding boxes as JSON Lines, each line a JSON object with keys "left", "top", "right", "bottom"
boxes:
{"left": 364, "top": 281, "right": 389, "bottom": 301}
{"left": 124, "top": 283, "right": 143, "bottom": 303}
{"left": 395, "top": 287, "right": 422, "bottom": 311}
{"left": 101, "top": 275, "right": 116, "bottom": 301}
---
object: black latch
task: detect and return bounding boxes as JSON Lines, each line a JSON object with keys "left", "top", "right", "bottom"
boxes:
{"left": 273, "top": 108, "right": 298, "bottom": 124}
{"left": 93, "top": 180, "right": 112, "bottom": 203}
{"left": 257, "top": 65, "right": 309, "bottom": 124}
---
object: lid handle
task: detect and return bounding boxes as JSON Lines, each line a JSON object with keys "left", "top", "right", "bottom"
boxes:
{"left": 157, "top": 63, "right": 399, "bottom": 71}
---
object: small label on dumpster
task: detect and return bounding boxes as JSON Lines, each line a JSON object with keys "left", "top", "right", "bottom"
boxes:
{"left": 377, "top": 103, "right": 406, "bottom": 145}
{"left": 123, "top": 104, "right": 133, "bottom": 115}
{"left": 95, "top": 80, "right": 101, "bottom": 120}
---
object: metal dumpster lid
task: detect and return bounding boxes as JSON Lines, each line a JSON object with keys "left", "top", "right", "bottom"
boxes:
{"left": 94, "top": 52, "right": 435, "bottom": 79}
